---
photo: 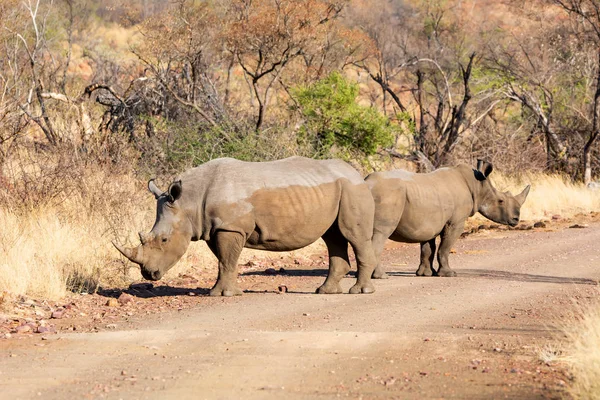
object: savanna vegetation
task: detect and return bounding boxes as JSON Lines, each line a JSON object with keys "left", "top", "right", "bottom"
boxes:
{"left": 1, "top": 1, "right": 600, "bottom": 395}
{"left": 1, "top": 0, "right": 599, "bottom": 289}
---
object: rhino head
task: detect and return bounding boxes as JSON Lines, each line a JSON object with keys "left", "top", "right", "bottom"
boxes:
{"left": 113, "top": 179, "right": 192, "bottom": 281}
{"left": 474, "top": 160, "right": 530, "bottom": 227}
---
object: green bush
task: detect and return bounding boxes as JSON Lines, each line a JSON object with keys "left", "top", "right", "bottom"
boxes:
{"left": 292, "top": 71, "right": 395, "bottom": 158}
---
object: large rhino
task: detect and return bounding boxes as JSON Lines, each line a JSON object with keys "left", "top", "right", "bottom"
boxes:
{"left": 114, "top": 156, "right": 377, "bottom": 296}
{"left": 365, "top": 160, "right": 530, "bottom": 278}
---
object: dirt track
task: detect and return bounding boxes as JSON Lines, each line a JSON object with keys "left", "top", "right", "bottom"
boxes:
{"left": 2, "top": 222, "right": 600, "bottom": 399}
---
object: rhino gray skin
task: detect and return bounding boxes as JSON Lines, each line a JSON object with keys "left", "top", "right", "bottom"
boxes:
{"left": 114, "top": 156, "right": 378, "bottom": 296}
{"left": 365, "top": 160, "right": 530, "bottom": 278}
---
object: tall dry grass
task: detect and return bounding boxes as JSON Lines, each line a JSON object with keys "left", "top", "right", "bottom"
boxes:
{"left": 0, "top": 160, "right": 598, "bottom": 300}
{"left": 561, "top": 301, "right": 600, "bottom": 399}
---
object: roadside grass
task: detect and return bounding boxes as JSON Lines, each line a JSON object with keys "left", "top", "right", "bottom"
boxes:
{"left": 560, "top": 299, "right": 600, "bottom": 400}
{"left": 0, "top": 163, "right": 598, "bottom": 300}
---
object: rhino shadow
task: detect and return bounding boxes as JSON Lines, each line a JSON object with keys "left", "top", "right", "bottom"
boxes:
{"left": 97, "top": 285, "right": 211, "bottom": 299}
{"left": 240, "top": 268, "right": 330, "bottom": 277}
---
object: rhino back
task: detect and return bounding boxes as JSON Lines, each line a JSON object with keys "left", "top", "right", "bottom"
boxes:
{"left": 177, "top": 157, "right": 364, "bottom": 246}
{"left": 370, "top": 166, "right": 475, "bottom": 242}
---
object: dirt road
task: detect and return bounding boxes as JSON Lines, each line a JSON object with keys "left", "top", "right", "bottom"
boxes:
{"left": 1, "top": 222, "right": 600, "bottom": 399}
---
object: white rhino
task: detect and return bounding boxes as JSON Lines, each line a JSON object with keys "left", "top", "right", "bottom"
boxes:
{"left": 365, "top": 160, "right": 530, "bottom": 278}
{"left": 114, "top": 156, "right": 377, "bottom": 296}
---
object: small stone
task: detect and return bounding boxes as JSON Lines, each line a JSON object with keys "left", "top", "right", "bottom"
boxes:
{"left": 419, "top": 371, "right": 428, "bottom": 376}
{"left": 551, "top": 214, "right": 561, "bottom": 220}
{"left": 569, "top": 224, "right": 588, "bottom": 229}
{"left": 121, "top": 370, "right": 127, "bottom": 376}
{"left": 265, "top": 268, "right": 277, "bottom": 275}
{"left": 277, "top": 285, "right": 288, "bottom": 293}
{"left": 187, "top": 292, "right": 196, "bottom": 296}
{"left": 117, "top": 293, "right": 134, "bottom": 305}
{"left": 106, "top": 298, "right": 119, "bottom": 307}
{"left": 37, "top": 326, "right": 53, "bottom": 334}
{"left": 494, "top": 348, "right": 502, "bottom": 352}
{"left": 423, "top": 338, "right": 430, "bottom": 342}
{"left": 278, "top": 267, "right": 287, "bottom": 274}
{"left": 15, "top": 324, "right": 32, "bottom": 334}
{"left": 302, "top": 312, "right": 310, "bottom": 316}
{"left": 106, "top": 323, "right": 117, "bottom": 329}
{"left": 3, "top": 333, "right": 12, "bottom": 339}
{"left": 533, "top": 221, "right": 546, "bottom": 228}
{"left": 51, "top": 308, "right": 65, "bottom": 319}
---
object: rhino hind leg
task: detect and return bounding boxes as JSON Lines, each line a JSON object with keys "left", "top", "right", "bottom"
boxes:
{"left": 337, "top": 183, "right": 376, "bottom": 294}
{"left": 317, "top": 227, "right": 350, "bottom": 294}
{"left": 371, "top": 232, "right": 389, "bottom": 279}
{"left": 416, "top": 239, "right": 437, "bottom": 276}
{"left": 208, "top": 231, "right": 245, "bottom": 297}
{"left": 435, "top": 221, "right": 465, "bottom": 278}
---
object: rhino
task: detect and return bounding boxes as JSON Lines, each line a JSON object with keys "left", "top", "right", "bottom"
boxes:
{"left": 365, "top": 160, "right": 530, "bottom": 278}
{"left": 113, "top": 156, "right": 378, "bottom": 296}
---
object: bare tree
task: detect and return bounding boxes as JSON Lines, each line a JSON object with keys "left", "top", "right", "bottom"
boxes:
{"left": 225, "top": 0, "right": 346, "bottom": 131}
{"left": 552, "top": 0, "right": 600, "bottom": 184}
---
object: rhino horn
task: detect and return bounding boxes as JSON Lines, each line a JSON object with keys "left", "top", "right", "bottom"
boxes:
{"left": 112, "top": 241, "right": 144, "bottom": 265}
{"left": 148, "top": 179, "right": 163, "bottom": 199}
{"left": 515, "top": 185, "right": 531, "bottom": 206}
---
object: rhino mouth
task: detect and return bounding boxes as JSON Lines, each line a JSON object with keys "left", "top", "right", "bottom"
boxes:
{"left": 141, "top": 268, "right": 163, "bottom": 281}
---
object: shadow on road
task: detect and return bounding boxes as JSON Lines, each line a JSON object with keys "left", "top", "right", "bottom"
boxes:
{"left": 240, "top": 268, "right": 329, "bottom": 277}
{"left": 98, "top": 285, "right": 210, "bottom": 299}
{"left": 454, "top": 269, "right": 598, "bottom": 285}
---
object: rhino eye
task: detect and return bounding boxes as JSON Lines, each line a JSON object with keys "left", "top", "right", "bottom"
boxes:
{"left": 161, "top": 237, "right": 168, "bottom": 243}
{"left": 498, "top": 199, "right": 504, "bottom": 204}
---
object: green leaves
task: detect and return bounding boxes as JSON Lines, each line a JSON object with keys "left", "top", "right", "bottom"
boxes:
{"left": 292, "top": 71, "right": 395, "bottom": 158}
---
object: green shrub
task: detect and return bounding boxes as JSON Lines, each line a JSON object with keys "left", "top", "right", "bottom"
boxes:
{"left": 292, "top": 71, "right": 395, "bottom": 158}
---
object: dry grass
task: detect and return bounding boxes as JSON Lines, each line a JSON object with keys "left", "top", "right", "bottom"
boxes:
{"left": 0, "top": 163, "right": 597, "bottom": 300}
{"left": 561, "top": 300, "right": 600, "bottom": 399}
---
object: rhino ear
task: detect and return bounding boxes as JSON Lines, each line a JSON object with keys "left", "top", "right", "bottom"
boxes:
{"left": 168, "top": 180, "right": 182, "bottom": 203}
{"left": 476, "top": 159, "right": 493, "bottom": 180}
{"left": 148, "top": 179, "right": 163, "bottom": 199}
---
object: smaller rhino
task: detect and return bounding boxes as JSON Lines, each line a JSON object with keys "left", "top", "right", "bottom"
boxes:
{"left": 366, "top": 160, "right": 530, "bottom": 278}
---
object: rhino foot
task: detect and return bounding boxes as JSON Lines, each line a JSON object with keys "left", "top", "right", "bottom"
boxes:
{"left": 316, "top": 283, "right": 343, "bottom": 294}
{"left": 436, "top": 268, "right": 457, "bottom": 277}
{"left": 209, "top": 286, "right": 243, "bottom": 297}
{"left": 371, "top": 268, "right": 389, "bottom": 279}
{"left": 349, "top": 283, "right": 375, "bottom": 294}
{"left": 416, "top": 267, "right": 434, "bottom": 277}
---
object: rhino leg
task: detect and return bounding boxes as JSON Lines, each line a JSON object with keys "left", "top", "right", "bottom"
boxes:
{"left": 416, "top": 239, "right": 437, "bottom": 276}
{"left": 208, "top": 231, "right": 244, "bottom": 296}
{"left": 337, "top": 183, "right": 376, "bottom": 294}
{"left": 317, "top": 227, "right": 350, "bottom": 294}
{"left": 436, "top": 221, "right": 464, "bottom": 277}
{"left": 371, "top": 232, "right": 389, "bottom": 279}
{"left": 348, "top": 241, "right": 377, "bottom": 294}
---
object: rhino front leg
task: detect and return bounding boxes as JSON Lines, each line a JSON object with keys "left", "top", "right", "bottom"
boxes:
{"left": 208, "top": 231, "right": 245, "bottom": 296}
{"left": 436, "top": 221, "right": 465, "bottom": 277}
{"left": 416, "top": 239, "right": 436, "bottom": 276}
{"left": 317, "top": 227, "right": 350, "bottom": 294}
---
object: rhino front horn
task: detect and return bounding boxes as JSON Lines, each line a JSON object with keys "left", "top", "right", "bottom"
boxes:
{"left": 112, "top": 241, "right": 144, "bottom": 265}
